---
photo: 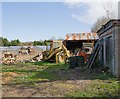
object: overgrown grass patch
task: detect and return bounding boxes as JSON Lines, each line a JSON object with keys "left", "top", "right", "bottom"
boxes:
{"left": 2, "top": 61, "right": 69, "bottom": 85}
{"left": 65, "top": 72, "right": 120, "bottom": 97}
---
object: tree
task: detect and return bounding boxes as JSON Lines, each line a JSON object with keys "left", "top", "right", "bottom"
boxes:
{"left": 103, "top": 1, "right": 113, "bottom": 19}
{"left": 91, "top": 2, "right": 114, "bottom": 33}
{"left": 33, "top": 40, "right": 46, "bottom": 46}
{"left": 2, "top": 38, "right": 10, "bottom": 46}
{"left": 0, "top": 37, "right": 4, "bottom": 46}
{"left": 91, "top": 16, "right": 109, "bottom": 33}
{"left": 10, "top": 39, "right": 20, "bottom": 46}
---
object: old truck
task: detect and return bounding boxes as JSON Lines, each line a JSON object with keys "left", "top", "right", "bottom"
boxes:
{"left": 42, "top": 40, "right": 70, "bottom": 63}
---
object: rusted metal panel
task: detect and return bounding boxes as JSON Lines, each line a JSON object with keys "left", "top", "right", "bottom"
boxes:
{"left": 65, "top": 33, "right": 99, "bottom": 40}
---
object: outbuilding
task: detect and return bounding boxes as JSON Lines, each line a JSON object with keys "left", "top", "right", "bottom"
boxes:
{"left": 97, "top": 19, "right": 120, "bottom": 77}
{"left": 63, "top": 33, "right": 99, "bottom": 61}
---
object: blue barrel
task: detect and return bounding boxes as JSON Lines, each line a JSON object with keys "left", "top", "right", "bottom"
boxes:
{"left": 69, "top": 56, "right": 77, "bottom": 69}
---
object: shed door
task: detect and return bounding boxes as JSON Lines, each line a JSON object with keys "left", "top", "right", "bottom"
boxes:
{"left": 106, "top": 37, "right": 113, "bottom": 70}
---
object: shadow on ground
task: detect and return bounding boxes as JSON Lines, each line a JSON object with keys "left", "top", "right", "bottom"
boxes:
{"left": 32, "top": 61, "right": 115, "bottom": 81}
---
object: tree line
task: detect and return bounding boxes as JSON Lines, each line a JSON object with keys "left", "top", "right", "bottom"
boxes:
{"left": 0, "top": 37, "right": 21, "bottom": 46}
{"left": 0, "top": 37, "right": 46, "bottom": 46}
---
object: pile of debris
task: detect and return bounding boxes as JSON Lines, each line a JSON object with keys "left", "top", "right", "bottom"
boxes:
{"left": 18, "top": 46, "right": 35, "bottom": 55}
{"left": 30, "top": 53, "right": 43, "bottom": 62}
{"left": 2, "top": 52, "right": 17, "bottom": 65}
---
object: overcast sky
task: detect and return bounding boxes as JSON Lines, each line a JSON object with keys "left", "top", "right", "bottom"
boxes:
{"left": 1, "top": 0, "right": 119, "bottom": 42}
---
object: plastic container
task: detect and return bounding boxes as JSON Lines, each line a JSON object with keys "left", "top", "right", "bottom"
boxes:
{"left": 69, "top": 56, "right": 77, "bottom": 69}
{"left": 76, "top": 56, "right": 84, "bottom": 67}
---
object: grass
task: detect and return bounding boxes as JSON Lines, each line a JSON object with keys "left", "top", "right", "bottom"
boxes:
{"left": 2, "top": 61, "right": 69, "bottom": 86}
{"left": 66, "top": 81, "right": 120, "bottom": 97}
{"left": 65, "top": 71, "right": 120, "bottom": 98}
{"left": 2, "top": 61, "right": 120, "bottom": 97}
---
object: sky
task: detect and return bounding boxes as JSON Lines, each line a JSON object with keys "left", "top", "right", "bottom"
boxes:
{"left": 1, "top": 0, "right": 119, "bottom": 42}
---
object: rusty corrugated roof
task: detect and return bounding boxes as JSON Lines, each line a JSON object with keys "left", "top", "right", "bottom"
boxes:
{"left": 65, "top": 33, "right": 99, "bottom": 40}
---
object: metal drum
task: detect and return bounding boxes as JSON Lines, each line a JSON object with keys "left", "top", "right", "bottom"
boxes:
{"left": 69, "top": 56, "right": 77, "bottom": 69}
{"left": 76, "top": 56, "right": 84, "bottom": 67}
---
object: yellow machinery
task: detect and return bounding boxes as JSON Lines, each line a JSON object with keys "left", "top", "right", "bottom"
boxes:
{"left": 42, "top": 40, "right": 70, "bottom": 63}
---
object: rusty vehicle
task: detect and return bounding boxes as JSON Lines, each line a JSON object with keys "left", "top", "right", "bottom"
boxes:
{"left": 2, "top": 52, "right": 17, "bottom": 65}
{"left": 42, "top": 40, "right": 70, "bottom": 63}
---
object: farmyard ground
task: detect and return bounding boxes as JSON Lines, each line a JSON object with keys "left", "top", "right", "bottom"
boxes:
{"left": 1, "top": 62, "right": 120, "bottom": 97}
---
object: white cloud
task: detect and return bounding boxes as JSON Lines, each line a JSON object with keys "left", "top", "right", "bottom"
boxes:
{"left": 64, "top": 0, "right": 119, "bottom": 25}
{"left": 64, "top": 0, "right": 119, "bottom": 3}
{"left": 64, "top": 0, "right": 82, "bottom": 8}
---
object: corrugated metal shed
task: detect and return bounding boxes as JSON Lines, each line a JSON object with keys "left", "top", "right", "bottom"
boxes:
{"left": 65, "top": 33, "right": 99, "bottom": 40}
